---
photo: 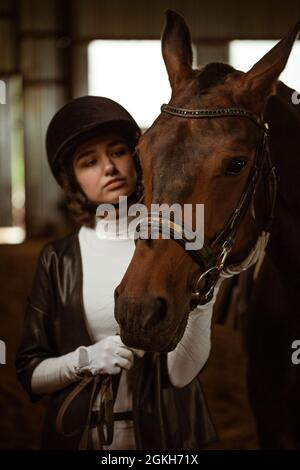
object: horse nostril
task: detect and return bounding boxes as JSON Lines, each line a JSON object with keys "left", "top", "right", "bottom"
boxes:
{"left": 141, "top": 296, "right": 168, "bottom": 329}
{"left": 156, "top": 297, "right": 168, "bottom": 320}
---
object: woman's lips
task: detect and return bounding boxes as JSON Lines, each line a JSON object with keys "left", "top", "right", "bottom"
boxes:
{"left": 104, "top": 178, "right": 126, "bottom": 189}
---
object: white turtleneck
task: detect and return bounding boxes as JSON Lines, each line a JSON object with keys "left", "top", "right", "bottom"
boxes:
{"left": 31, "top": 212, "right": 216, "bottom": 399}
{"left": 78, "top": 213, "right": 137, "bottom": 413}
{"left": 78, "top": 213, "right": 136, "bottom": 343}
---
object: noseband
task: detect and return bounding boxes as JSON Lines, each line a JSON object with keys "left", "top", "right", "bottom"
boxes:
{"left": 135, "top": 104, "right": 277, "bottom": 307}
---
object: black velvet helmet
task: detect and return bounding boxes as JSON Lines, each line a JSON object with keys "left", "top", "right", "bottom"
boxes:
{"left": 46, "top": 95, "right": 141, "bottom": 184}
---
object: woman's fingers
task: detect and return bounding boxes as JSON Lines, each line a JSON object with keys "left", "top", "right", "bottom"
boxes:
{"left": 111, "top": 364, "right": 121, "bottom": 374}
{"left": 114, "top": 355, "right": 134, "bottom": 371}
{"left": 117, "top": 346, "right": 134, "bottom": 361}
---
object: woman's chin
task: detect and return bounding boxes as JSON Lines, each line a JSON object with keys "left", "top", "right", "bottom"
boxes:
{"left": 93, "top": 185, "right": 135, "bottom": 205}
{"left": 105, "top": 189, "right": 132, "bottom": 204}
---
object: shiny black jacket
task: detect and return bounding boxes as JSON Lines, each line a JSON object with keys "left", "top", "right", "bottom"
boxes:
{"left": 15, "top": 230, "right": 217, "bottom": 450}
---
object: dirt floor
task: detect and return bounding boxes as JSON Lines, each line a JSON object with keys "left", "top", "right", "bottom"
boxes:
{"left": 0, "top": 239, "right": 258, "bottom": 450}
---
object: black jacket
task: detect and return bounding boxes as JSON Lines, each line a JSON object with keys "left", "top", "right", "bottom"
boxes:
{"left": 15, "top": 230, "right": 217, "bottom": 450}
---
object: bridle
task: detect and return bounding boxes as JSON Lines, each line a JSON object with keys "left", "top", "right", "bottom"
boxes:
{"left": 134, "top": 104, "right": 277, "bottom": 307}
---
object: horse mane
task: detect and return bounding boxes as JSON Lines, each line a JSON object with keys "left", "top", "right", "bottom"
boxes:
{"left": 197, "top": 62, "right": 235, "bottom": 94}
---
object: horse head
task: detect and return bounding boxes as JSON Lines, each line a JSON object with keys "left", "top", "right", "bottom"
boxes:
{"left": 114, "top": 10, "right": 300, "bottom": 352}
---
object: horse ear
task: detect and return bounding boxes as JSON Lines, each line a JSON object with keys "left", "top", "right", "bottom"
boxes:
{"left": 161, "top": 10, "right": 193, "bottom": 90}
{"left": 237, "top": 20, "right": 300, "bottom": 112}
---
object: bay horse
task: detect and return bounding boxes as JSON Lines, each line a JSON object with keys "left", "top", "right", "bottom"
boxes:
{"left": 114, "top": 10, "right": 300, "bottom": 447}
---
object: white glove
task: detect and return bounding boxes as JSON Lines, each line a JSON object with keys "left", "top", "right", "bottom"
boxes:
{"left": 77, "top": 335, "right": 135, "bottom": 376}
{"left": 31, "top": 336, "right": 145, "bottom": 395}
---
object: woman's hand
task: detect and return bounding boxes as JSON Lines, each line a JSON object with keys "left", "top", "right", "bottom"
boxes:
{"left": 78, "top": 335, "right": 135, "bottom": 376}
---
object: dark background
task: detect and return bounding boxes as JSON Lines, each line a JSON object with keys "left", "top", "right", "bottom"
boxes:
{"left": 1, "top": 0, "right": 299, "bottom": 449}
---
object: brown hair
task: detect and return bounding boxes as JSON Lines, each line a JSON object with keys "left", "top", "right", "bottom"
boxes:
{"left": 58, "top": 167, "right": 96, "bottom": 228}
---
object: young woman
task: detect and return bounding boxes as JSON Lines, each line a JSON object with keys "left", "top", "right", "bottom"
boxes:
{"left": 16, "top": 96, "right": 218, "bottom": 450}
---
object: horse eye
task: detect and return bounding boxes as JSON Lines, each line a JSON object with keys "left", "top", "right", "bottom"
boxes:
{"left": 225, "top": 158, "right": 247, "bottom": 176}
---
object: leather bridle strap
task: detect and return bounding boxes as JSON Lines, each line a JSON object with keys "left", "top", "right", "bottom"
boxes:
{"left": 135, "top": 213, "right": 215, "bottom": 267}
{"left": 162, "top": 104, "right": 271, "bottom": 257}
{"left": 56, "top": 376, "right": 95, "bottom": 438}
{"left": 134, "top": 104, "right": 276, "bottom": 306}
{"left": 211, "top": 131, "right": 269, "bottom": 249}
{"left": 161, "top": 104, "right": 265, "bottom": 128}
{"left": 56, "top": 374, "right": 114, "bottom": 450}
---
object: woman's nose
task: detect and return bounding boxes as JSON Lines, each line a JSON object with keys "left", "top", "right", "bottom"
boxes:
{"left": 103, "top": 155, "right": 116, "bottom": 175}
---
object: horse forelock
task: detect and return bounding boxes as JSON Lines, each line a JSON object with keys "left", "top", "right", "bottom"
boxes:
{"left": 197, "top": 62, "right": 236, "bottom": 94}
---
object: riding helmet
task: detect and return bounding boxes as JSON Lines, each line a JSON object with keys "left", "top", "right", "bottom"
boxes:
{"left": 46, "top": 95, "right": 141, "bottom": 185}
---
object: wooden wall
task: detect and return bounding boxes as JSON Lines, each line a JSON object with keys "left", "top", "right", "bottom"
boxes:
{"left": 72, "top": 0, "right": 300, "bottom": 40}
{"left": 1, "top": 0, "right": 300, "bottom": 236}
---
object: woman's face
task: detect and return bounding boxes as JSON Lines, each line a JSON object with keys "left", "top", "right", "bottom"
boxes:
{"left": 73, "top": 133, "right": 137, "bottom": 204}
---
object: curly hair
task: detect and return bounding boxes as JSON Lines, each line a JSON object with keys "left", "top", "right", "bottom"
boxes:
{"left": 56, "top": 150, "right": 144, "bottom": 229}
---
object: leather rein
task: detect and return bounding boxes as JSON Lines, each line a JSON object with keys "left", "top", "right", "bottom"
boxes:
{"left": 135, "top": 104, "right": 277, "bottom": 307}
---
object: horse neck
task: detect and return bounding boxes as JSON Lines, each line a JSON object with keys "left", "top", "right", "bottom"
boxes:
{"left": 263, "top": 81, "right": 300, "bottom": 283}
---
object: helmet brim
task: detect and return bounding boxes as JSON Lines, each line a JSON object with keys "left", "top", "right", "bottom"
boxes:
{"left": 52, "top": 119, "right": 140, "bottom": 183}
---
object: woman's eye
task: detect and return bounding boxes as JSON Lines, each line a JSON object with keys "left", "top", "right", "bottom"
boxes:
{"left": 224, "top": 158, "right": 247, "bottom": 176}
{"left": 83, "top": 159, "right": 96, "bottom": 167}
{"left": 112, "top": 147, "right": 129, "bottom": 157}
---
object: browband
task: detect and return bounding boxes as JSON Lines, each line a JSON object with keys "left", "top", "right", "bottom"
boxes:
{"left": 161, "top": 104, "right": 267, "bottom": 130}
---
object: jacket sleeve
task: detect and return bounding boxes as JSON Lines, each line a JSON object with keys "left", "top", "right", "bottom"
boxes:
{"left": 15, "top": 243, "right": 58, "bottom": 402}
{"left": 167, "top": 303, "right": 213, "bottom": 388}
